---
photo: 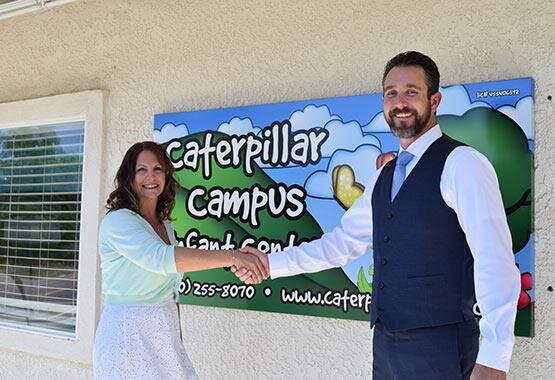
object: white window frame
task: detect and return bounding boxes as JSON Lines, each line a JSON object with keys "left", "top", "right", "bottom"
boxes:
{"left": 0, "top": 90, "right": 103, "bottom": 364}
{"left": 0, "top": 0, "right": 78, "bottom": 21}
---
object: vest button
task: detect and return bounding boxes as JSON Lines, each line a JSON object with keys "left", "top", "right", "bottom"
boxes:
{"left": 381, "top": 258, "right": 387, "bottom": 265}
{"left": 386, "top": 211, "right": 393, "bottom": 219}
{"left": 378, "top": 282, "right": 385, "bottom": 289}
{"left": 383, "top": 235, "right": 390, "bottom": 242}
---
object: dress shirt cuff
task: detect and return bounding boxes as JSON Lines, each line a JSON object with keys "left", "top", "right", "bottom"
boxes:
{"left": 268, "top": 252, "right": 291, "bottom": 279}
{"left": 475, "top": 339, "right": 514, "bottom": 373}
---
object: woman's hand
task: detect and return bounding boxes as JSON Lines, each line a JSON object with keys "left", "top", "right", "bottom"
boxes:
{"left": 231, "top": 248, "right": 269, "bottom": 284}
{"left": 231, "top": 247, "right": 269, "bottom": 284}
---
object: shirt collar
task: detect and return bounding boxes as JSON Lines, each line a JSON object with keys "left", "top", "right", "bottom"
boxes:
{"left": 398, "top": 124, "right": 442, "bottom": 159}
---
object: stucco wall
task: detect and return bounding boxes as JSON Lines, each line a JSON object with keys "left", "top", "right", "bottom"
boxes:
{"left": 0, "top": 0, "right": 553, "bottom": 378}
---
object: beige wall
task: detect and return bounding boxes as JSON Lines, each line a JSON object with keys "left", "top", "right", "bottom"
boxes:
{"left": 0, "top": 0, "right": 553, "bottom": 378}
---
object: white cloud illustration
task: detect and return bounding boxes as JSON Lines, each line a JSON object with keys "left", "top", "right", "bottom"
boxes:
{"left": 218, "top": 117, "right": 261, "bottom": 136}
{"left": 321, "top": 119, "right": 381, "bottom": 157}
{"left": 289, "top": 104, "right": 340, "bottom": 132}
{"left": 362, "top": 112, "right": 389, "bottom": 133}
{"left": 257, "top": 105, "right": 380, "bottom": 168}
{"left": 154, "top": 123, "right": 189, "bottom": 143}
{"left": 437, "top": 85, "right": 491, "bottom": 116}
{"left": 497, "top": 96, "right": 533, "bottom": 139}
{"left": 305, "top": 144, "right": 383, "bottom": 198}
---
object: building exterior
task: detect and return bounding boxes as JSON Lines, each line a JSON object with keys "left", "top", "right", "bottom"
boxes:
{"left": 0, "top": 1, "right": 553, "bottom": 378}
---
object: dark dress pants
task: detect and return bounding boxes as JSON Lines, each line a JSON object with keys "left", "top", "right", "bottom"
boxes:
{"left": 372, "top": 319, "right": 479, "bottom": 380}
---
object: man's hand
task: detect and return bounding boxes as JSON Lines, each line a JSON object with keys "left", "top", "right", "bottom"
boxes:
{"left": 470, "top": 364, "right": 507, "bottom": 380}
{"left": 231, "top": 248, "right": 268, "bottom": 284}
{"left": 231, "top": 247, "right": 269, "bottom": 284}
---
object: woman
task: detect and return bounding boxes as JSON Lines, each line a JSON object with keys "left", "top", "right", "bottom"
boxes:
{"left": 93, "top": 141, "right": 267, "bottom": 379}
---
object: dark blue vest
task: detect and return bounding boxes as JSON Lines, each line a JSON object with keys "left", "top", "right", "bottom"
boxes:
{"left": 370, "top": 135, "right": 475, "bottom": 331}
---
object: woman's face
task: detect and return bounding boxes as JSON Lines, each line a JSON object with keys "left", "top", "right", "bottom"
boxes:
{"left": 132, "top": 150, "right": 166, "bottom": 204}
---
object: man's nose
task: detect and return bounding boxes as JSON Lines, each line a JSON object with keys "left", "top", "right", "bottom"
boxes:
{"left": 394, "top": 94, "right": 409, "bottom": 109}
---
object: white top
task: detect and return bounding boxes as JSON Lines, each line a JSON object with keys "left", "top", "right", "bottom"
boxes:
{"left": 269, "top": 125, "right": 521, "bottom": 372}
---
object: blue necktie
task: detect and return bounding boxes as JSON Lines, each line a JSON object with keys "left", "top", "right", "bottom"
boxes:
{"left": 391, "top": 151, "right": 414, "bottom": 201}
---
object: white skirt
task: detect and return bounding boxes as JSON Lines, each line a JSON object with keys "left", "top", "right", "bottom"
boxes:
{"left": 93, "top": 298, "right": 198, "bottom": 380}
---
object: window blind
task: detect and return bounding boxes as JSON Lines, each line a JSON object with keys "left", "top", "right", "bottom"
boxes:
{"left": 0, "top": 1, "right": 79, "bottom": 21}
{"left": 0, "top": 121, "right": 84, "bottom": 337}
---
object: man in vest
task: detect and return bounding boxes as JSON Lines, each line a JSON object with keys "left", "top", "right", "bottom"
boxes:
{"left": 237, "top": 51, "right": 521, "bottom": 380}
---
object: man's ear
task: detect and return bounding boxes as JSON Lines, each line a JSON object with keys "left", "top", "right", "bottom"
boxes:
{"left": 430, "top": 91, "right": 442, "bottom": 114}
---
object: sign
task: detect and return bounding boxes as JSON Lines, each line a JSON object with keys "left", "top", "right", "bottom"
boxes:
{"left": 154, "top": 77, "right": 534, "bottom": 336}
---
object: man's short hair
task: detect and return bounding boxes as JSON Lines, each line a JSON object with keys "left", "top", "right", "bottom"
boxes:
{"left": 382, "top": 51, "right": 440, "bottom": 96}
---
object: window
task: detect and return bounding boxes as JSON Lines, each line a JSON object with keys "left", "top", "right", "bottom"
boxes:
{"left": 0, "top": 0, "right": 78, "bottom": 21}
{"left": 0, "top": 91, "right": 103, "bottom": 364}
{"left": 0, "top": 121, "right": 84, "bottom": 336}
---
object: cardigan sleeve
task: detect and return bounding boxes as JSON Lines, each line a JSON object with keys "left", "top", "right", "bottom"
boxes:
{"left": 99, "top": 209, "right": 178, "bottom": 275}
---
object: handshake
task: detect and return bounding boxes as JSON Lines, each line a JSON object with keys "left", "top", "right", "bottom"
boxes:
{"left": 230, "top": 247, "right": 269, "bottom": 285}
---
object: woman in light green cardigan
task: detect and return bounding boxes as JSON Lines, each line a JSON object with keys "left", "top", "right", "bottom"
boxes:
{"left": 93, "top": 141, "right": 267, "bottom": 379}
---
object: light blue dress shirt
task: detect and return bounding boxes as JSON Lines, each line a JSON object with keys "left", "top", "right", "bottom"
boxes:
{"left": 98, "top": 209, "right": 180, "bottom": 305}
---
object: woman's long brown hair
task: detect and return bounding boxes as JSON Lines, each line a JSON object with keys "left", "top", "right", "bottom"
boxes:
{"left": 106, "top": 141, "right": 178, "bottom": 221}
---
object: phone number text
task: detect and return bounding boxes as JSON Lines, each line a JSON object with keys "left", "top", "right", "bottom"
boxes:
{"left": 178, "top": 277, "right": 256, "bottom": 300}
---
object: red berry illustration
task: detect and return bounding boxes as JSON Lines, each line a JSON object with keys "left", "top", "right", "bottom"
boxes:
{"left": 517, "top": 290, "right": 531, "bottom": 310}
{"left": 517, "top": 272, "right": 533, "bottom": 310}
{"left": 521, "top": 272, "right": 532, "bottom": 290}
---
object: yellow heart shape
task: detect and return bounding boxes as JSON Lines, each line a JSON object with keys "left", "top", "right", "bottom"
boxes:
{"left": 332, "top": 165, "right": 365, "bottom": 210}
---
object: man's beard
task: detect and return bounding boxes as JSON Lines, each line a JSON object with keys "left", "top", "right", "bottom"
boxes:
{"left": 385, "top": 105, "right": 432, "bottom": 139}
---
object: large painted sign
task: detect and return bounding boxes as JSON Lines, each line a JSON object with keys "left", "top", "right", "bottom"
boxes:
{"left": 154, "top": 77, "right": 534, "bottom": 336}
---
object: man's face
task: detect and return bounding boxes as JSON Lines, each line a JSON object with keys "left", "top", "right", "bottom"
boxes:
{"left": 382, "top": 65, "right": 440, "bottom": 139}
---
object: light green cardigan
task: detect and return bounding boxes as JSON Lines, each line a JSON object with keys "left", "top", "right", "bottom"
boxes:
{"left": 98, "top": 209, "right": 181, "bottom": 305}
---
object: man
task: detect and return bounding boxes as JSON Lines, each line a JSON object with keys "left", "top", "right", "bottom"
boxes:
{"left": 238, "top": 51, "right": 520, "bottom": 379}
